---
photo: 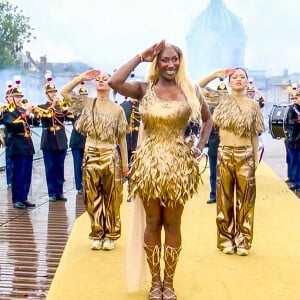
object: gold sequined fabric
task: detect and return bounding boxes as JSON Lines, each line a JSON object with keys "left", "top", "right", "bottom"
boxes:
{"left": 130, "top": 85, "right": 200, "bottom": 208}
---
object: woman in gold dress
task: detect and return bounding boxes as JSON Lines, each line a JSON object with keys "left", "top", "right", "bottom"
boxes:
{"left": 109, "top": 40, "right": 212, "bottom": 300}
{"left": 60, "top": 70, "right": 128, "bottom": 251}
{"left": 212, "top": 68, "right": 264, "bottom": 256}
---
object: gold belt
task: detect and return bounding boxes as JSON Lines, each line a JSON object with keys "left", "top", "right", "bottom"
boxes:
{"left": 45, "top": 126, "right": 62, "bottom": 132}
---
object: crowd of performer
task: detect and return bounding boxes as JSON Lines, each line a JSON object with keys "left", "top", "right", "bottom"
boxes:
{"left": 3, "top": 39, "right": 300, "bottom": 300}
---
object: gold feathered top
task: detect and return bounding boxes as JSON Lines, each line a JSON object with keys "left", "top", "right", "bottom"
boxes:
{"left": 213, "top": 94, "right": 264, "bottom": 138}
{"left": 69, "top": 92, "right": 127, "bottom": 143}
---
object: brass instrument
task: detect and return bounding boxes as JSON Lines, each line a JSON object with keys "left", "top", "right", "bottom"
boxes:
{"left": 0, "top": 102, "right": 16, "bottom": 112}
{"left": 58, "top": 98, "right": 69, "bottom": 111}
{"left": 0, "top": 102, "right": 8, "bottom": 109}
{"left": 32, "top": 105, "right": 53, "bottom": 118}
{"left": 21, "top": 98, "right": 28, "bottom": 105}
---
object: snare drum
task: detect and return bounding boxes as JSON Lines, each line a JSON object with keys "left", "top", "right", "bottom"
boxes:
{"left": 269, "top": 104, "right": 290, "bottom": 139}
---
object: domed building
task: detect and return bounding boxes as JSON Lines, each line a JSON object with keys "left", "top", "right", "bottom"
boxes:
{"left": 186, "top": 0, "right": 246, "bottom": 80}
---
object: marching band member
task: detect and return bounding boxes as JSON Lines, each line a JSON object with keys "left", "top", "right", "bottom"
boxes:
{"left": 36, "top": 72, "right": 73, "bottom": 202}
{"left": 60, "top": 69, "right": 128, "bottom": 251}
{"left": 69, "top": 82, "right": 87, "bottom": 194}
{"left": 3, "top": 81, "right": 14, "bottom": 189}
{"left": 285, "top": 90, "right": 300, "bottom": 192}
{"left": 245, "top": 78, "right": 265, "bottom": 109}
{"left": 120, "top": 96, "right": 140, "bottom": 165}
{"left": 120, "top": 96, "right": 140, "bottom": 202}
{"left": 0, "top": 79, "right": 38, "bottom": 209}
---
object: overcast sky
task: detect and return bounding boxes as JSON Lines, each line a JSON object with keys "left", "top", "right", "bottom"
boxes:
{"left": 11, "top": 0, "right": 299, "bottom": 77}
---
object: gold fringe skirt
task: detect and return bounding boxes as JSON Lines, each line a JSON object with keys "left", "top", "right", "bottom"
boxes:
{"left": 130, "top": 134, "right": 199, "bottom": 208}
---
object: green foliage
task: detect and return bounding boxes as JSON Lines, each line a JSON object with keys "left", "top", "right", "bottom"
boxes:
{"left": 0, "top": 1, "right": 36, "bottom": 68}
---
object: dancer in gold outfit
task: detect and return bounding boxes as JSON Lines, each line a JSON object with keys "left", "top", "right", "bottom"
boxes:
{"left": 60, "top": 70, "right": 128, "bottom": 251}
{"left": 212, "top": 68, "right": 264, "bottom": 256}
{"left": 109, "top": 40, "right": 212, "bottom": 300}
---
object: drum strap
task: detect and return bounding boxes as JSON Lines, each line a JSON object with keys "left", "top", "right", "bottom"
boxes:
{"left": 292, "top": 105, "right": 300, "bottom": 115}
{"left": 258, "top": 136, "right": 264, "bottom": 163}
{"left": 259, "top": 144, "right": 264, "bottom": 163}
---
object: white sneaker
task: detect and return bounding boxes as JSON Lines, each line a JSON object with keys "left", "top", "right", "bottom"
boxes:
{"left": 102, "top": 238, "right": 115, "bottom": 250}
{"left": 236, "top": 248, "right": 249, "bottom": 256}
{"left": 91, "top": 239, "right": 103, "bottom": 250}
{"left": 222, "top": 246, "right": 235, "bottom": 254}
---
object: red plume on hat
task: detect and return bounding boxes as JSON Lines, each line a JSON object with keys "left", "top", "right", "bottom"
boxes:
{"left": 289, "top": 83, "right": 298, "bottom": 98}
{"left": 77, "top": 81, "right": 88, "bottom": 95}
{"left": 247, "top": 77, "right": 254, "bottom": 91}
{"left": 44, "top": 71, "right": 57, "bottom": 93}
{"left": 7, "top": 80, "right": 13, "bottom": 88}
{"left": 5, "top": 80, "right": 13, "bottom": 97}
{"left": 6, "top": 75, "right": 24, "bottom": 97}
{"left": 13, "top": 75, "right": 21, "bottom": 86}
{"left": 45, "top": 70, "right": 53, "bottom": 82}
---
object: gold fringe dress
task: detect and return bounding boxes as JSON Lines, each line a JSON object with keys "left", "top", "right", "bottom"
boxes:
{"left": 129, "top": 85, "right": 200, "bottom": 208}
{"left": 70, "top": 94, "right": 128, "bottom": 241}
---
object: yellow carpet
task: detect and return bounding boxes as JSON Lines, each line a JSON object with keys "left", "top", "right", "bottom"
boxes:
{"left": 46, "top": 162, "right": 300, "bottom": 300}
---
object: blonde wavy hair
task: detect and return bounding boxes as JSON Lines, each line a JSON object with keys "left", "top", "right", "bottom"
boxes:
{"left": 146, "top": 43, "right": 201, "bottom": 121}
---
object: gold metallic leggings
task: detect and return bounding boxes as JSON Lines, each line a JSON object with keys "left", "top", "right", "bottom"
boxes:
{"left": 216, "top": 146, "right": 256, "bottom": 250}
{"left": 82, "top": 145, "right": 123, "bottom": 241}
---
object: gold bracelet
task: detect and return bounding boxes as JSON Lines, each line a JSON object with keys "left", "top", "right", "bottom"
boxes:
{"left": 138, "top": 54, "right": 144, "bottom": 62}
{"left": 78, "top": 74, "right": 85, "bottom": 82}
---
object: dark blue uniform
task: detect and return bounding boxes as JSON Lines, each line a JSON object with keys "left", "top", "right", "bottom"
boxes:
{"left": 120, "top": 99, "right": 139, "bottom": 165}
{"left": 286, "top": 103, "right": 300, "bottom": 190}
{"left": 0, "top": 107, "right": 37, "bottom": 207}
{"left": 69, "top": 115, "right": 86, "bottom": 192}
{"left": 120, "top": 99, "right": 140, "bottom": 202}
{"left": 206, "top": 102, "right": 220, "bottom": 203}
{"left": 4, "top": 126, "right": 13, "bottom": 187}
{"left": 36, "top": 101, "right": 73, "bottom": 200}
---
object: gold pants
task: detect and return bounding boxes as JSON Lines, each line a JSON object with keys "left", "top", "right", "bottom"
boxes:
{"left": 82, "top": 145, "right": 123, "bottom": 241}
{"left": 216, "top": 146, "right": 256, "bottom": 250}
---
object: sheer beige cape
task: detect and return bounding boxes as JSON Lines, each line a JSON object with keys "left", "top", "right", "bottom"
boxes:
{"left": 125, "top": 121, "right": 147, "bottom": 292}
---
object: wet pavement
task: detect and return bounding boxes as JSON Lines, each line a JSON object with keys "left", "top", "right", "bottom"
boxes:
{"left": 0, "top": 153, "right": 85, "bottom": 299}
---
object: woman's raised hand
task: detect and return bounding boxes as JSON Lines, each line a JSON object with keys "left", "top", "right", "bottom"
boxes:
{"left": 215, "top": 68, "right": 235, "bottom": 79}
{"left": 139, "top": 40, "right": 166, "bottom": 62}
{"left": 83, "top": 69, "right": 101, "bottom": 81}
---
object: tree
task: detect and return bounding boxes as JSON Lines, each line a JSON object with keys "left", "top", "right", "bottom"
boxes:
{"left": 0, "top": 1, "right": 36, "bottom": 68}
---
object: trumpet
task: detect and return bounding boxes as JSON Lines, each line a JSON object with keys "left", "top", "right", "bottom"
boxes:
{"left": 58, "top": 98, "right": 69, "bottom": 111}
{"left": 32, "top": 105, "right": 53, "bottom": 118}
{"left": 0, "top": 102, "right": 16, "bottom": 112}
{"left": 21, "top": 98, "right": 28, "bottom": 105}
